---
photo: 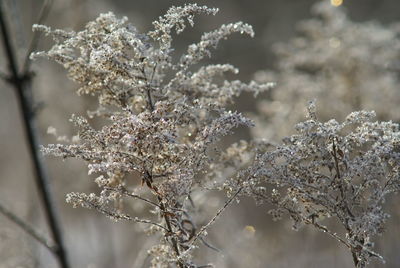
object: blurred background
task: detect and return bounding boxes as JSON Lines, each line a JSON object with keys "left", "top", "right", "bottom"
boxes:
{"left": 1, "top": 0, "right": 399, "bottom": 267}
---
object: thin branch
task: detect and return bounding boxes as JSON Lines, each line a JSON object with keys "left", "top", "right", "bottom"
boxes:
{"left": 283, "top": 203, "right": 383, "bottom": 263}
{"left": 128, "top": 216, "right": 169, "bottom": 231}
{"left": 74, "top": 196, "right": 169, "bottom": 231}
{"left": 182, "top": 211, "right": 220, "bottom": 253}
{"left": 139, "top": 67, "right": 154, "bottom": 111}
{"left": 22, "top": 0, "right": 53, "bottom": 74}
{"left": 199, "top": 237, "right": 221, "bottom": 253}
{"left": 104, "top": 186, "right": 161, "bottom": 208}
{"left": 146, "top": 86, "right": 155, "bottom": 111}
{"left": 187, "top": 187, "right": 242, "bottom": 248}
{"left": 157, "top": 195, "right": 184, "bottom": 268}
{"left": 0, "top": 2, "right": 69, "bottom": 268}
{"left": 141, "top": 168, "right": 184, "bottom": 267}
{"left": 308, "top": 220, "right": 350, "bottom": 249}
{"left": 0, "top": 201, "right": 57, "bottom": 253}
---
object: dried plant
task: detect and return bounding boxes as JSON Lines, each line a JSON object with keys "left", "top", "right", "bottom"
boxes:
{"left": 31, "top": 2, "right": 400, "bottom": 268}
{"left": 225, "top": 101, "right": 400, "bottom": 267}
{"left": 252, "top": 1, "right": 400, "bottom": 142}
{"left": 32, "top": 4, "right": 272, "bottom": 267}
{"left": 244, "top": 3, "right": 400, "bottom": 265}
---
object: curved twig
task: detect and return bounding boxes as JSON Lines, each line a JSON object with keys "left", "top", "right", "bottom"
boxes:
{"left": 0, "top": 201, "right": 57, "bottom": 252}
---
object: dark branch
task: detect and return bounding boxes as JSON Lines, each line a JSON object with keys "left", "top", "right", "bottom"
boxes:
{"left": 0, "top": 201, "right": 57, "bottom": 253}
{"left": 0, "top": 2, "right": 69, "bottom": 268}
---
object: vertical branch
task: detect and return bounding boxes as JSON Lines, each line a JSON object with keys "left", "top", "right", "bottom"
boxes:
{"left": 157, "top": 196, "right": 184, "bottom": 268}
{"left": 140, "top": 66, "right": 155, "bottom": 111}
{"left": 352, "top": 250, "right": 360, "bottom": 268}
{"left": 146, "top": 86, "right": 154, "bottom": 111}
{"left": 143, "top": 169, "right": 184, "bottom": 268}
{"left": 0, "top": 2, "right": 70, "bottom": 268}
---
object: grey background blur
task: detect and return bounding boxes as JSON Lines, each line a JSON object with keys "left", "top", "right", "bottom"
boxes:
{"left": 1, "top": 0, "right": 399, "bottom": 267}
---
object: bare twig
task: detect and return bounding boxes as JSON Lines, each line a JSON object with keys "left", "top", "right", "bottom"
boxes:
{"left": 139, "top": 66, "right": 154, "bottom": 111}
{"left": 188, "top": 188, "right": 242, "bottom": 249}
{"left": 0, "top": 2, "right": 69, "bottom": 268}
{"left": 0, "top": 201, "right": 57, "bottom": 252}
{"left": 74, "top": 195, "right": 169, "bottom": 231}
{"left": 22, "top": 0, "right": 53, "bottom": 74}
{"left": 199, "top": 237, "right": 221, "bottom": 253}
{"left": 157, "top": 195, "right": 184, "bottom": 268}
{"left": 146, "top": 86, "right": 154, "bottom": 111}
{"left": 105, "top": 186, "right": 161, "bottom": 208}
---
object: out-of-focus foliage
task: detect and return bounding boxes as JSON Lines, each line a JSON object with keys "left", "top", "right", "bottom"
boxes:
{"left": 253, "top": 1, "right": 400, "bottom": 142}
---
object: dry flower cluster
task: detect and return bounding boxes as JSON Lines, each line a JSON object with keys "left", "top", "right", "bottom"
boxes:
{"left": 225, "top": 102, "right": 399, "bottom": 267}
{"left": 32, "top": 2, "right": 399, "bottom": 268}
{"left": 33, "top": 4, "right": 272, "bottom": 267}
